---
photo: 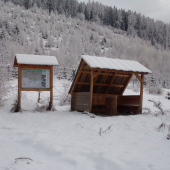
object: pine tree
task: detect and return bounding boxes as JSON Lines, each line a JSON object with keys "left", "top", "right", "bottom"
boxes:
{"left": 84, "top": 6, "right": 90, "bottom": 21}
{"left": 150, "top": 74, "right": 156, "bottom": 87}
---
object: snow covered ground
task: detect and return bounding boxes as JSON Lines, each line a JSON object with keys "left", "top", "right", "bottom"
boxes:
{"left": 0, "top": 78, "right": 170, "bottom": 170}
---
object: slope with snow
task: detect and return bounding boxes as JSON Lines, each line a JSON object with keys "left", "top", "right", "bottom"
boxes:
{"left": 0, "top": 78, "right": 170, "bottom": 170}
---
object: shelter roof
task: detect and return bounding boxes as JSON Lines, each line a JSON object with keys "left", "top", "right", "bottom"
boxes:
{"left": 82, "top": 55, "right": 152, "bottom": 74}
{"left": 14, "top": 54, "right": 58, "bottom": 66}
{"left": 69, "top": 55, "right": 152, "bottom": 95}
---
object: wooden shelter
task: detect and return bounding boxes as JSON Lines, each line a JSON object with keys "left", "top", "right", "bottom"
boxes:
{"left": 69, "top": 55, "right": 152, "bottom": 115}
{"left": 13, "top": 54, "right": 58, "bottom": 111}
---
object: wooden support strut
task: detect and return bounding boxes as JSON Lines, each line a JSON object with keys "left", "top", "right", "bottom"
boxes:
{"left": 89, "top": 70, "right": 94, "bottom": 113}
{"left": 93, "top": 70, "right": 101, "bottom": 79}
{"left": 18, "top": 65, "right": 21, "bottom": 111}
{"left": 121, "top": 74, "right": 133, "bottom": 95}
{"left": 76, "top": 82, "right": 124, "bottom": 87}
{"left": 139, "top": 74, "right": 144, "bottom": 114}
{"left": 49, "top": 66, "right": 53, "bottom": 110}
{"left": 71, "top": 61, "right": 85, "bottom": 93}
{"left": 135, "top": 73, "right": 142, "bottom": 83}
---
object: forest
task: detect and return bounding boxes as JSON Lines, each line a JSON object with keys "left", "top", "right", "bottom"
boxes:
{"left": 5, "top": 0, "right": 170, "bottom": 50}
{"left": 0, "top": 0, "right": 170, "bottom": 104}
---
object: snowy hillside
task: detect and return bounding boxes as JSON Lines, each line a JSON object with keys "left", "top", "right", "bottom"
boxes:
{"left": 0, "top": 78, "right": 170, "bottom": 170}
{"left": 0, "top": 0, "right": 170, "bottom": 80}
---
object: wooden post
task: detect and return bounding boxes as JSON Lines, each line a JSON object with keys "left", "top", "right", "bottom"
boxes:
{"left": 49, "top": 66, "right": 53, "bottom": 110}
{"left": 89, "top": 70, "right": 94, "bottom": 113}
{"left": 139, "top": 74, "right": 144, "bottom": 114}
{"left": 18, "top": 65, "right": 21, "bottom": 111}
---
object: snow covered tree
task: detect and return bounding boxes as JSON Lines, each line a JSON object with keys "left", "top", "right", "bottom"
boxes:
{"left": 0, "top": 39, "right": 10, "bottom": 106}
{"left": 46, "top": 34, "right": 54, "bottom": 48}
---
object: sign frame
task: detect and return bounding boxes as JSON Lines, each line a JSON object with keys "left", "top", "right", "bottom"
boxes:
{"left": 17, "top": 64, "right": 53, "bottom": 111}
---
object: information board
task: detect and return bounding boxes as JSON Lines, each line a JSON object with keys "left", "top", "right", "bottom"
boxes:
{"left": 21, "top": 69, "right": 50, "bottom": 88}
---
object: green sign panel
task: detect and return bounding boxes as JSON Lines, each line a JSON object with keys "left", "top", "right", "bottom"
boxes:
{"left": 21, "top": 69, "right": 50, "bottom": 88}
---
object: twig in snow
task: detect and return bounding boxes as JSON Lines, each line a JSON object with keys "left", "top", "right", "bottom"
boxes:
{"left": 149, "top": 100, "right": 166, "bottom": 116}
{"left": 76, "top": 123, "right": 83, "bottom": 128}
{"left": 102, "top": 124, "right": 113, "bottom": 134}
{"left": 99, "top": 124, "right": 113, "bottom": 136}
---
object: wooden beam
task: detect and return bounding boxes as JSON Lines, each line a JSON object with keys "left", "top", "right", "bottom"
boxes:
{"left": 104, "top": 84, "right": 124, "bottom": 88}
{"left": 18, "top": 65, "right": 21, "bottom": 111}
{"left": 81, "top": 71, "right": 129, "bottom": 78}
{"left": 97, "top": 72, "right": 113, "bottom": 76}
{"left": 81, "top": 71, "right": 91, "bottom": 74}
{"left": 139, "top": 74, "right": 144, "bottom": 114}
{"left": 71, "top": 61, "right": 86, "bottom": 93}
{"left": 116, "top": 74, "right": 129, "bottom": 77}
{"left": 76, "top": 82, "right": 124, "bottom": 87}
{"left": 72, "top": 92, "right": 120, "bottom": 95}
{"left": 135, "top": 73, "right": 142, "bottom": 83}
{"left": 19, "top": 64, "right": 51, "bottom": 69}
{"left": 93, "top": 70, "right": 101, "bottom": 79}
{"left": 89, "top": 70, "right": 94, "bottom": 113}
{"left": 21, "top": 88, "right": 50, "bottom": 91}
{"left": 105, "top": 72, "right": 117, "bottom": 94}
{"left": 91, "top": 68, "right": 148, "bottom": 75}
{"left": 121, "top": 74, "right": 133, "bottom": 95}
{"left": 82, "top": 70, "right": 129, "bottom": 77}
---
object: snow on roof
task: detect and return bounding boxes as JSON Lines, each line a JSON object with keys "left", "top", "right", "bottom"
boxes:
{"left": 15, "top": 54, "right": 58, "bottom": 66}
{"left": 82, "top": 55, "right": 152, "bottom": 74}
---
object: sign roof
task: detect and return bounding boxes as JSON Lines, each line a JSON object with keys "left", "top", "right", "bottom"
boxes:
{"left": 15, "top": 54, "right": 58, "bottom": 66}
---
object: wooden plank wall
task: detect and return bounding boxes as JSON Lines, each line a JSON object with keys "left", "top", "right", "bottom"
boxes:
{"left": 71, "top": 92, "right": 90, "bottom": 112}
{"left": 92, "top": 94, "right": 140, "bottom": 106}
{"left": 117, "top": 96, "right": 141, "bottom": 106}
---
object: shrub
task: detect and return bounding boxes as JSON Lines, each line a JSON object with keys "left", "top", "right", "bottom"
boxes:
{"left": 59, "top": 82, "right": 71, "bottom": 106}
{"left": 11, "top": 99, "right": 18, "bottom": 112}
{"left": 36, "top": 103, "right": 48, "bottom": 112}
{"left": 149, "top": 86, "right": 163, "bottom": 95}
{"left": 149, "top": 100, "right": 170, "bottom": 140}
